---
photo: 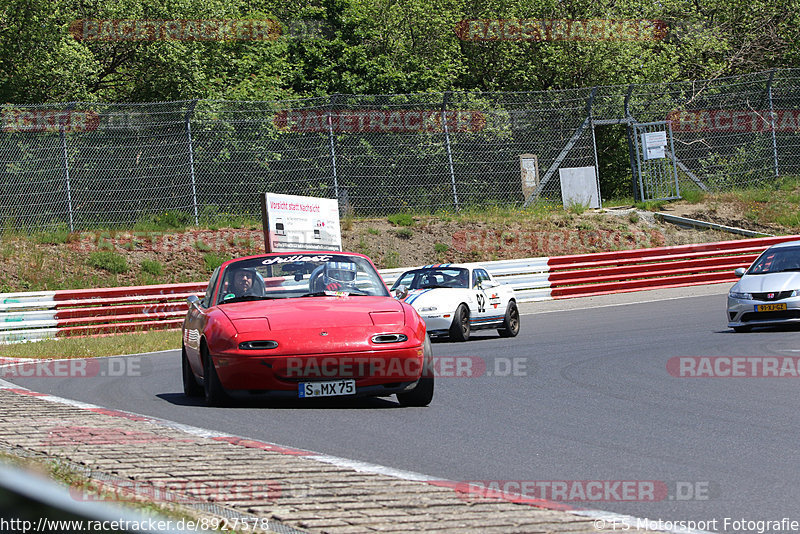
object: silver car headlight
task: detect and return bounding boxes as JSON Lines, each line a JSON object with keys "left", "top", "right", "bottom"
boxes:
{"left": 729, "top": 291, "right": 752, "bottom": 300}
{"left": 418, "top": 306, "right": 438, "bottom": 312}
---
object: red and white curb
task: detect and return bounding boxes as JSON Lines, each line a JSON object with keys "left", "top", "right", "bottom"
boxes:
{"left": 0, "top": 373, "right": 711, "bottom": 534}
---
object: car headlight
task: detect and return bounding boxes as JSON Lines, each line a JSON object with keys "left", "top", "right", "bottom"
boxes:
{"left": 238, "top": 340, "right": 279, "bottom": 350}
{"left": 729, "top": 291, "right": 752, "bottom": 300}
{"left": 371, "top": 334, "right": 408, "bottom": 344}
{"left": 418, "top": 306, "right": 437, "bottom": 312}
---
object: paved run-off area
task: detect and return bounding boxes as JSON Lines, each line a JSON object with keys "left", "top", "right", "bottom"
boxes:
{"left": 0, "top": 383, "right": 647, "bottom": 534}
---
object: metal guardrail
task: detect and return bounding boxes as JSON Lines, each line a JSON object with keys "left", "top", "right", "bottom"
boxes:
{"left": 2, "top": 235, "right": 799, "bottom": 343}
{"left": 653, "top": 213, "right": 774, "bottom": 237}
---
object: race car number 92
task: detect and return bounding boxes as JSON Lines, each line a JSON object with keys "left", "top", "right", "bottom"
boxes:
{"left": 299, "top": 379, "right": 356, "bottom": 398}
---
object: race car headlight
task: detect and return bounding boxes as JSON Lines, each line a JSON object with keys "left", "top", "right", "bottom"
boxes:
{"left": 371, "top": 334, "right": 408, "bottom": 344}
{"left": 238, "top": 340, "right": 279, "bottom": 350}
{"left": 418, "top": 306, "right": 437, "bottom": 312}
{"left": 729, "top": 291, "right": 752, "bottom": 300}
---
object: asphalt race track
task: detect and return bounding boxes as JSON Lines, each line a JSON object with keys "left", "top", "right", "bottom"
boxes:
{"left": 7, "top": 285, "right": 800, "bottom": 533}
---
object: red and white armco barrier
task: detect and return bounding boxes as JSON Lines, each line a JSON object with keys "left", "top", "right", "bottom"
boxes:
{"left": 1, "top": 235, "right": 798, "bottom": 343}
{"left": 0, "top": 283, "right": 205, "bottom": 344}
{"left": 484, "top": 235, "right": 800, "bottom": 301}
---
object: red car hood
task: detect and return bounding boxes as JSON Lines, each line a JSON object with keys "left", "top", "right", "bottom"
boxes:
{"left": 219, "top": 296, "right": 405, "bottom": 330}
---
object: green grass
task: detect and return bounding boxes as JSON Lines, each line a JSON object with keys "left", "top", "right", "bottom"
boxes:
{"left": 633, "top": 200, "right": 667, "bottom": 211}
{"left": 394, "top": 228, "right": 413, "bottom": 239}
{"left": 33, "top": 226, "right": 77, "bottom": 245}
{"left": 681, "top": 189, "right": 706, "bottom": 203}
{"left": 1, "top": 329, "right": 180, "bottom": 359}
{"left": 383, "top": 250, "right": 401, "bottom": 268}
{"left": 87, "top": 251, "right": 128, "bottom": 273}
{"left": 387, "top": 213, "right": 414, "bottom": 226}
{"left": 140, "top": 259, "right": 163, "bottom": 276}
{"left": 367, "top": 227, "right": 381, "bottom": 235}
{"left": 194, "top": 239, "right": 212, "bottom": 252}
{"left": 434, "top": 242, "right": 449, "bottom": 253}
{"left": 203, "top": 252, "right": 229, "bottom": 272}
{"left": 133, "top": 211, "right": 192, "bottom": 232}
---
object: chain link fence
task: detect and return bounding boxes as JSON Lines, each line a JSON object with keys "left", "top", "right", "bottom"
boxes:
{"left": 1, "top": 69, "right": 798, "bottom": 232}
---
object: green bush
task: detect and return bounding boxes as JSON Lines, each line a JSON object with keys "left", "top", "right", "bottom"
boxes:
{"left": 88, "top": 252, "right": 128, "bottom": 274}
{"left": 387, "top": 213, "right": 414, "bottom": 226}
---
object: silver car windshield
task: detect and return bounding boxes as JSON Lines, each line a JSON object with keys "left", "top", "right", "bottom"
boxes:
{"left": 217, "top": 254, "right": 389, "bottom": 303}
{"left": 748, "top": 246, "right": 800, "bottom": 275}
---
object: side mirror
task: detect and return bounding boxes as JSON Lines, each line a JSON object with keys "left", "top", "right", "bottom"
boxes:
{"left": 394, "top": 285, "right": 408, "bottom": 300}
{"left": 187, "top": 295, "right": 200, "bottom": 307}
{"left": 734, "top": 267, "right": 746, "bottom": 277}
{"left": 482, "top": 280, "right": 499, "bottom": 289}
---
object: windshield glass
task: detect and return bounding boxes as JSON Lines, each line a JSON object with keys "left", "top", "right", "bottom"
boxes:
{"left": 391, "top": 267, "right": 470, "bottom": 290}
{"left": 747, "top": 246, "right": 800, "bottom": 275}
{"left": 216, "top": 253, "right": 389, "bottom": 303}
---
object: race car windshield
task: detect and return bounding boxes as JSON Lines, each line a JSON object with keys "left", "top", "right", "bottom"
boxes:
{"left": 392, "top": 268, "right": 470, "bottom": 290}
{"left": 748, "top": 246, "right": 800, "bottom": 275}
{"left": 216, "top": 254, "right": 389, "bottom": 303}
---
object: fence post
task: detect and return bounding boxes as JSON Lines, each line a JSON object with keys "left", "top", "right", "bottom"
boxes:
{"left": 60, "top": 103, "right": 76, "bottom": 232}
{"left": 184, "top": 100, "right": 199, "bottom": 226}
{"left": 441, "top": 91, "right": 459, "bottom": 210}
{"left": 766, "top": 70, "right": 780, "bottom": 179}
{"left": 624, "top": 84, "right": 640, "bottom": 200}
{"left": 327, "top": 95, "right": 339, "bottom": 201}
{"left": 588, "top": 87, "right": 601, "bottom": 205}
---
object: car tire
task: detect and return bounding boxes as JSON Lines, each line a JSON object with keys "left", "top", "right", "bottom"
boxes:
{"left": 397, "top": 335, "right": 434, "bottom": 407}
{"left": 733, "top": 325, "right": 752, "bottom": 333}
{"left": 449, "top": 303, "right": 470, "bottom": 342}
{"left": 498, "top": 300, "right": 520, "bottom": 338}
{"left": 202, "top": 344, "right": 229, "bottom": 407}
{"left": 182, "top": 345, "right": 202, "bottom": 397}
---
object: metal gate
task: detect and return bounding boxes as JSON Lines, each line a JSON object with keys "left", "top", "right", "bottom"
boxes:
{"left": 631, "top": 121, "right": 680, "bottom": 202}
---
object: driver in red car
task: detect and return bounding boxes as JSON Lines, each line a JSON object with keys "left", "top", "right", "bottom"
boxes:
{"left": 232, "top": 270, "right": 255, "bottom": 296}
{"left": 322, "top": 261, "right": 358, "bottom": 291}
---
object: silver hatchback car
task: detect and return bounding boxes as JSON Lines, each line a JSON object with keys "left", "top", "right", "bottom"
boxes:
{"left": 728, "top": 240, "right": 800, "bottom": 332}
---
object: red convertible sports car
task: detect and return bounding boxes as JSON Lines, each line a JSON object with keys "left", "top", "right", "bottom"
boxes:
{"left": 182, "top": 251, "right": 433, "bottom": 407}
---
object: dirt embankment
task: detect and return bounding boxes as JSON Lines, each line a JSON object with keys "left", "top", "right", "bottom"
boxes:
{"left": 3, "top": 198, "right": 788, "bottom": 293}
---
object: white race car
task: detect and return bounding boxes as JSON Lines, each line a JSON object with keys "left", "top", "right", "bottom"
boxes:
{"left": 391, "top": 263, "right": 519, "bottom": 341}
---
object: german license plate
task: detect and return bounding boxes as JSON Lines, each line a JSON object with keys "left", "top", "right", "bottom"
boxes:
{"left": 755, "top": 303, "right": 787, "bottom": 312}
{"left": 298, "top": 379, "right": 356, "bottom": 398}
